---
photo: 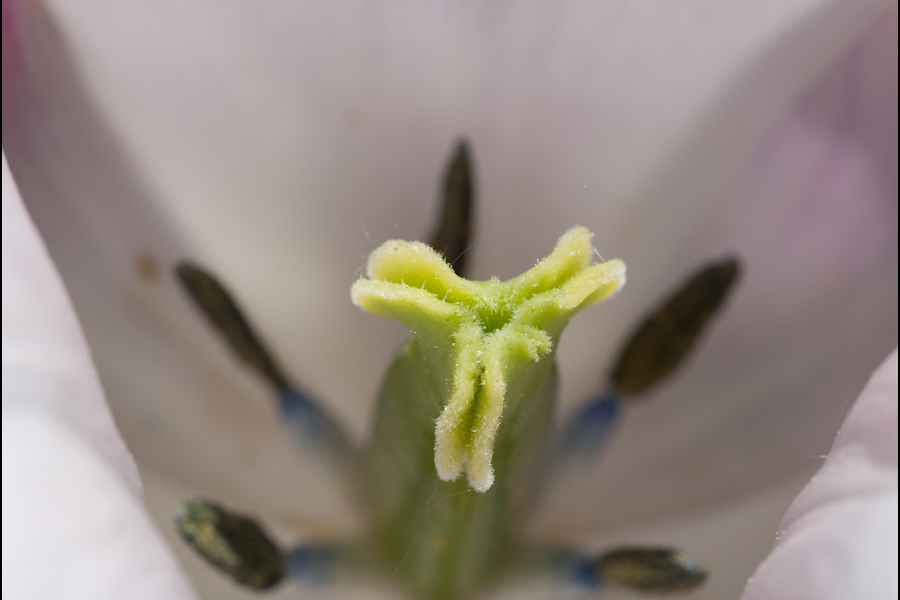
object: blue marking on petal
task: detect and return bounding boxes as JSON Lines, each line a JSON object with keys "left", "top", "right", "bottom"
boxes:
{"left": 286, "top": 546, "right": 337, "bottom": 585}
{"left": 280, "top": 388, "right": 326, "bottom": 433}
{"left": 556, "top": 391, "right": 620, "bottom": 458}
{"left": 569, "top": 556, "right": 601, "bottom": 589}
{"left": 539, "top": 549, "right": 604, "bottom": 590}
{"left": 279, "top": 388, "right": 351, "bottom": 459}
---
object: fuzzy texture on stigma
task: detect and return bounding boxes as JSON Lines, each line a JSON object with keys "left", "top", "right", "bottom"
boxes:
{"left": 352, "top": 226, "right": 624, "bottom": 492}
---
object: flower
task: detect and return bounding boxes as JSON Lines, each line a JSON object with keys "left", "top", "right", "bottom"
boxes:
{"left": 2, "top": 1, "right": 897, "bottom": 599}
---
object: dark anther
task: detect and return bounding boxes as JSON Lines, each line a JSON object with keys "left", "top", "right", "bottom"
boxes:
{"left": 175, "top": 499, "right": 285, "bottom": 590}
{"left": 596, "top": 547, "right": 707, "bottom": 593}
{"left": 430, "top": 140, "right": 475, "bottom": 277}
{"left": 175, "top": 263, "right": 290, "bottom": 392}
{"left": 610, "top": 258, "right": 741, "bottom": 396}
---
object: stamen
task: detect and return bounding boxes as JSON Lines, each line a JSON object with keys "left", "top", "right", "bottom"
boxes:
{"left": 593, "top": 547, "right": 708, "bottom": 593}
{"left": 429, "top": 141, "right": 474, "bottom": 277}
{"left": 554, "top": 258, "right": 740, "bottom": 461}
{"left": 610, "top": 258, "right": 741, "bottom": 395}
{"left": 175, "top": 263, "right": 352, "bottom": 457}
{"left": 175, "top": 263, "right": 289, "bottom": 391}
{"left": 175, "top": 500, "right": 384, "bottom": 592}
{"left": 174, "top": 499, "right": 285, "bottom": 590}
{"left": 505, "top": 546, "right": 706, "bottom": 595}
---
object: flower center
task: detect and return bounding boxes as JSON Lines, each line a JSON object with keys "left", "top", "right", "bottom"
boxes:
{"left": 171, "top": 142, "right": 737, "bottom": 600}
{"left": 352, "top": 226, "right": 625, "bottom": 491}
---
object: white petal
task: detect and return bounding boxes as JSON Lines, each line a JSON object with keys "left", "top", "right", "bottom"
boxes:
{"left": 2, "top": 154, "right": 197, "bottom": 600}
{"left": 741, "top": 349, "right": 898, "bottom": 600}
{"left": 537, "top": 6, "right": 897, "bottom": 534}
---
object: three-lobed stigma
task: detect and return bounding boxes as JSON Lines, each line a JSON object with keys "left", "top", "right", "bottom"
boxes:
{"left": 351, "top": 227, "right": 625, "bottom": 492}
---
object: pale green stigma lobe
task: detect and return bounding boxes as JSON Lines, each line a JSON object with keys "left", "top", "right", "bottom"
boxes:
{"left": 352, "top": 227, "right": 624, "bottom": 492}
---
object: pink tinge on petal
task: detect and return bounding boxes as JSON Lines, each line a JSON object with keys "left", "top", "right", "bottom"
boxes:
{"left": 2, "top": 153, "right": 198, "bottom": 600}
{"left": 741, "top": 349, "right": 899, "bottom": 600}
{"left": 2, "top": 152, "right": 141, "bottom": 492}
{"left": 538, "top": 7, "right": 898, "bottom": 555}
{"left": 2, "top": 412, "right": 199, "bottom": 600}
{"left": 722, "top": 11, "right": 898, "bottom": 313}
